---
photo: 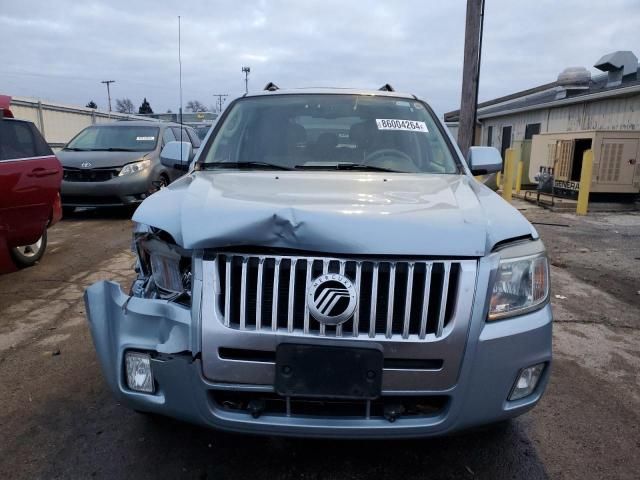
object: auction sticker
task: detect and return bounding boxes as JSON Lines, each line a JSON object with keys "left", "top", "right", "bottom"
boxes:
{"left": 136, "top": 136, "right": 155, "bottom": 141}
{"left": 376, "top": 119, "right": 428, "bottom": 132}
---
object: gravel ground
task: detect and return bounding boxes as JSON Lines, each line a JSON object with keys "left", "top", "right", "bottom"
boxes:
{"left": 0, "top": 204, "right": 638, "bottom": 480}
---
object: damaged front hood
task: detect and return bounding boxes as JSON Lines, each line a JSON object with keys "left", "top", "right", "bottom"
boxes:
{"left": 133, "top": 171, "right": 536, "bottom": 256}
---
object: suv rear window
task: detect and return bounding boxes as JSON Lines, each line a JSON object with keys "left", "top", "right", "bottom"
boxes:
{"left": 0, "top": 120, "right": 52, "bottom": 161}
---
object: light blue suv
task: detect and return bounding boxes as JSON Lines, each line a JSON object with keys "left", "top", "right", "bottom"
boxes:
{"left": 85, "top": 86, "right": 552, "bottom": 438}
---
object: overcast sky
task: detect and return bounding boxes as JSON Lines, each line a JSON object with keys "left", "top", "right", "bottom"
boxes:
{"left": 1, "top": 0, "right": 639, "bottom": 117}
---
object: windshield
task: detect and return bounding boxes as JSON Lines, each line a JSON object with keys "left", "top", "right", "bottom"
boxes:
{"left": 200, "top": 94, "right": 459, "bottom": 173}
{"left": 65, "top": 125, "right": 159, "bottom": 152}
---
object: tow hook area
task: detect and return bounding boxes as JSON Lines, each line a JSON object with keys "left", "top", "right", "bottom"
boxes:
{"left": 248, "top": 399, "right": 267, "bottom": 419}
{"left": 383, "top": 404, "right": 406, "bottom": 423}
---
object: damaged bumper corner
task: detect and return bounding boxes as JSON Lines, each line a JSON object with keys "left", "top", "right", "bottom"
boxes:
{"left": 84, "top": 280, "right": 194, "bottom": 411}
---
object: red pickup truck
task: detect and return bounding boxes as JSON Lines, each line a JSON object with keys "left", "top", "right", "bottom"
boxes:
{"left": 0, "top": 95, "right": 62, "bottom": 273}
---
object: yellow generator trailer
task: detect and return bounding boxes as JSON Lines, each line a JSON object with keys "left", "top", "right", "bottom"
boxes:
{"left": 529, "top": 130, "right": 640, "bottom": 194}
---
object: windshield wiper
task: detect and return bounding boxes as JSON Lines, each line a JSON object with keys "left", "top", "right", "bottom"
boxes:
{"left": 201, "top": 161, "right": 293, "bottom": 171}
{"left": 63, "top": 147, "right": 89, "bottom": 151}
{"left": 87, "top": 147, "right": 137, "bottom": 152}
{"left": 295, "top": 162, "right": 402, "bottom": 173}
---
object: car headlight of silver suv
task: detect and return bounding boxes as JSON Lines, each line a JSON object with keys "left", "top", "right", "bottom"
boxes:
{"left": 488, "top": 241, "right": 549, "bottom": 320}
{"left": 131, "top": 223, "right": 192, "bottom": 300}
{"left": 119, "top": 159, "right": 151, "bottom": 176}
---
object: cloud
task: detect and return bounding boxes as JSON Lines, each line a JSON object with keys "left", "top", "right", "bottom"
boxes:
{"left": 0, "top": 0, "right": 638, "bottom": 116}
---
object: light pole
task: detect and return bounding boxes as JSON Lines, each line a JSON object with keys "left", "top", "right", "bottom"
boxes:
{"left": 241, "top": 66, "right": 251, "bottom": 94}
{"left": 101, "top": 80, "right": 115, "bottom": 113}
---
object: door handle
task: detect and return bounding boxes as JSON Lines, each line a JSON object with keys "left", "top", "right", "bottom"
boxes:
{"left": 27, "top": 168, "right": 59, "bottom": 178}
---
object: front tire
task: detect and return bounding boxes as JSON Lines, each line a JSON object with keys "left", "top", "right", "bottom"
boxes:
{"left": 10, "top": 230, "right": 48, "bottom": 268}
{"left": 151, "top": 173, "right": 170, "bottom": 193}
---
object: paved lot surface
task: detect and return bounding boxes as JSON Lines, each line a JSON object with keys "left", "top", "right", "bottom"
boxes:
{"left": 1, "top": 204, "right": 639, "bottom": 479}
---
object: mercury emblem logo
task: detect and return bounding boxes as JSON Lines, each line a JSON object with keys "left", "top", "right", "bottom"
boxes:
{"left": 81, "top": 161, "right": 92, "bottom": 168}
{"left": 307, "top": 273, "right": 357, "bottom": 326}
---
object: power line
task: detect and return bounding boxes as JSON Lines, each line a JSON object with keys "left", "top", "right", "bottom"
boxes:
{"left": 100, "top": 80, "right": 115, "bottom": 113}
{"left": 213, "top": 93, "right": 228, "bottom": 113}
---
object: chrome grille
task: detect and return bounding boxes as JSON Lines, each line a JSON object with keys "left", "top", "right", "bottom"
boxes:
{"left": 216, "top": 253, "right": 465, "bottom": 340}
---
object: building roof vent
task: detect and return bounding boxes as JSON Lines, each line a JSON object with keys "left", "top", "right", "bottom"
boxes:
{"left": 557, "top": 67, "right": 591, "bottom": 88}
{"left": 555, "top": 66, "right": 591, "bottom": 99}
{"left": 594, "top": 51, "right": 638, "bottom": 87}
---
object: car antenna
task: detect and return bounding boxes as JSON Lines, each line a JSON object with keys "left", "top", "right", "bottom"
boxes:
{"left": 264, "top": 82, "right": 279, "bottom": 92}
{"left": 178, "top": 15, "right": 184, "bottom": 166}
{"left": 378, "top": 84, "right": 395, "bottom": 92}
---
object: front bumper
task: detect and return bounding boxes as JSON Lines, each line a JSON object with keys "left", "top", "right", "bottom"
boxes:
{"left": 61, "top": 171, "right": 153, "bottom": 207}
{"left": 85, "top": 274, "right": 553, "bottom": 439}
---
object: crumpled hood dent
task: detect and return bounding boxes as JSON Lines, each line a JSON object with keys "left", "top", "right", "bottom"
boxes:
{"left": 133, "top": 172, "right": 536, "bottom": 257}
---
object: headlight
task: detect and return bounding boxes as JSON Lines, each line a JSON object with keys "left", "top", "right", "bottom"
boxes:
{"left": 488, "top": 248, "right": 549, "bottom": 320}
{"left": 119, "top": 159, "right": 151, "bottom": 176}
{"left": 131, "top": 224, "right": 192, "bottom": 298}
{"left": 149, "top": 250, "right": 184, "bottom": 293}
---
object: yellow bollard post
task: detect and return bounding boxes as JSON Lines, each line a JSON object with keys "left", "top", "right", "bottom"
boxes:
{"left": 576, "top": 149, "right": 594, "bottom": 215}
{"left": 502, "top": 148, "right": 515, "bottom": 202}
{"left": 515, "top": 159, "right": 524, "bottom": 195}
{"left": 496, "top": 171, "right": 502, "bottom": 189}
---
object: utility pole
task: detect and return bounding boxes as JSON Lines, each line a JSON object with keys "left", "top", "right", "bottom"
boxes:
{"left": 241, "top": 66, "right": 251, "bottom": 94}
{"left": 457, "top": 0, "right": 485, "bottom": 160}
{"left": 213, "top": 94, "right": 228, "bottom": 113}
{"left": 101, "top": 80, "right": 115, "bottom": 113}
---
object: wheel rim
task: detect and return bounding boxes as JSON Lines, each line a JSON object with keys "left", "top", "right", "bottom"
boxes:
{"left": 15, "top": 236, "right": 43, "bottom": 258}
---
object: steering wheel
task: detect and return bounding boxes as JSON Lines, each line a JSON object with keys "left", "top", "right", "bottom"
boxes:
{"left": 364, "top": 148, "right": 417, "bottom": 170}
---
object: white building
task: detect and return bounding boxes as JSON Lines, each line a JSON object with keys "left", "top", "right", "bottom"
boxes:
{"left": 445, "top": 50, "right": 640, "bottom": 162}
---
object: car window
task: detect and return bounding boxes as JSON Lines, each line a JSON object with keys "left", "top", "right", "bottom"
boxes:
{"left": 0, "top": 120, "right": 37, "bottom": 160}
{"left": 171, "top": 127, "right": 194, "bottom": 146}
{"left": 194, "top": 125, "right": 210, "bottom": 140}
{"left": 29, "top": 123, "right": 54, "bottom": 157}
{"left": 162, "top": 127, "right": 176, "bottom": 146}
{"left": 65, "top": 125, "right": 159, "bottom": 152}
{"left": 201, "top": 94, "right": 459, "bottom": 174}
{"left": 186, "top": 128, "right": 201, "bottom": 148}
{"left": 171, "top": 127, "right": 186, "bottom": 143}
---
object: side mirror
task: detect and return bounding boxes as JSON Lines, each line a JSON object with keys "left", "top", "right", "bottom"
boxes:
{"left": 160, "top": 141, "right": 193, "bottom": 171}
{"left": 467, "top": 146, "right": 502, "bottom": 175}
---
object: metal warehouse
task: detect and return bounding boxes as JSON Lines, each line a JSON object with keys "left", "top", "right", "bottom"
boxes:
{"left": 445, "top": 50, "right": 640, "bottom": 187}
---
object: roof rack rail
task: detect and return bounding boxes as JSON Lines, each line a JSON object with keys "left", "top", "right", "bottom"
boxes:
{"left": 264, "top": 82, "right": 279, "bottom": 91}
{"left": 378, "top": 83, "right": 395, "bottom": 92}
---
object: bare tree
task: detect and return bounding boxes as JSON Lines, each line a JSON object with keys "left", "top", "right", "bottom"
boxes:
{"left": 186, "top": 100, "right": 207, "bottom": 112}
{"left": 115, "top": 98, "right": 135, "bottom": 114}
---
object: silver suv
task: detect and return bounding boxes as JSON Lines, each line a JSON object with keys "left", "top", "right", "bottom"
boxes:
{"left": 85, "top": 87, "right": 552, "bottom": 438}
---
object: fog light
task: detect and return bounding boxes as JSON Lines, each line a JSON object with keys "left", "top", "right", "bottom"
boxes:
{"left": 509, "top": 363, "right": 545, "bottom": 401}
{"left": 125, "top": 352, "right": 154, "bottom": 393}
